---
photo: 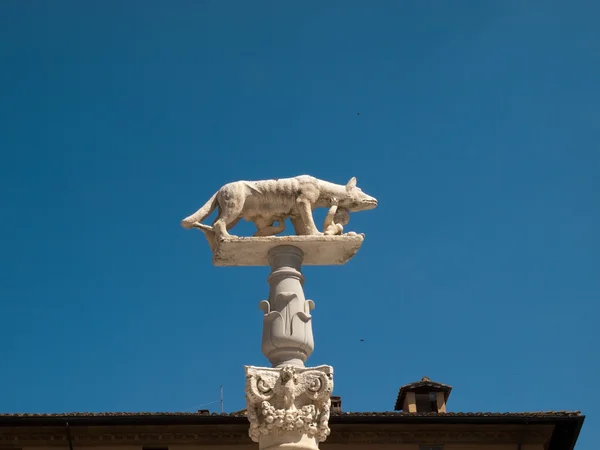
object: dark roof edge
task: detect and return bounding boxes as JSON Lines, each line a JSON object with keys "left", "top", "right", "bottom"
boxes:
{"left": 0, "top": 413, "right": 584, "bottom": 450}
{"left": 0, "top": 414, "right": 246, "bottom": 427}
{"left": 332, "top": 413, "right": 585, "bottom": 427}
{"left": 549, "top": 414, "right": 585, "bottom": 450}
{"left": 0, "top": 412, "right": 584, "bottom": 427}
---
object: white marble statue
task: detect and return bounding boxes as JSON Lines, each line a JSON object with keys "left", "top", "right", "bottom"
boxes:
{"left": 179, "top": 176, "right": 377, "bottom": 450}
{"left": 180, "top": 175, "right": 377, "bottom": 241}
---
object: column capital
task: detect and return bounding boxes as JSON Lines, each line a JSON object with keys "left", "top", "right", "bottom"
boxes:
{"left": 245, "top": 365, "right": 334, "bottom": 448}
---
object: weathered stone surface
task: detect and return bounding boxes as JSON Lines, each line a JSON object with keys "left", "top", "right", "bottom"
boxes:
{"left": 245, "top": 365, "right": 333, "bottom": 450}
{"left": 212, "top": 235, "right": 365, "bottom": 266}
{"left": 180, "top": 175, "right": 377, "bottom": 247}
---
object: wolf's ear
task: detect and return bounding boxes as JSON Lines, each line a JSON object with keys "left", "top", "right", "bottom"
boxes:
{"left": 346, "top": 177, "right": 357, "bottom": 191}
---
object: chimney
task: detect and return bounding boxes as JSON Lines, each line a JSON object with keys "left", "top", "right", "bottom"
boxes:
{"left": 331, "top": 396, "right": 342, "bottom": 413}
{"left": 394, "top": 376, "right": 452, "bottom": 413}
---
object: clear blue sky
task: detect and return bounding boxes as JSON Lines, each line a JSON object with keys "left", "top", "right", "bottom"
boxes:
{"left": 0, "top": 1, "right": 598, "bottom": 448}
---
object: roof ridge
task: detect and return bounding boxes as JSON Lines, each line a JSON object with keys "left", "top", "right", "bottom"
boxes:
{"left": 0, "top": 410, "right": 582, "bottom": 418}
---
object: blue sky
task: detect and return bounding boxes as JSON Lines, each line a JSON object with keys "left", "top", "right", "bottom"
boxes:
{"left": 0, "top": 0, "right": 598, "bottom": 448}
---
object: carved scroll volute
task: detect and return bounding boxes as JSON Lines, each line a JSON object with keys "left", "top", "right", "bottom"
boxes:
{"left": 301, "top": 367, "right": 333, "bottom": 402}
{"left": 245, "top": 367, "right": 278, "bottom": 404}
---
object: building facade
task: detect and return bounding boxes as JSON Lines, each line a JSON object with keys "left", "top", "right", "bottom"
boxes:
{"left": 0, "top": 377, "right": 584, "bottom": 450}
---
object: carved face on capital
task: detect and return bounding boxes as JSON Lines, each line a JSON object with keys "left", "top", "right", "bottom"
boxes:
{"left": 338, "top": 177, "right": 378, "bottom": 212}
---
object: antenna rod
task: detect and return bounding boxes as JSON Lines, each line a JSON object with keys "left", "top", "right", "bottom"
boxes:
{"left": 220, "top": 385, "right": 224, "bottom": 413}
{"left": 65, "top": 421, "right": 74, "bottom": 450}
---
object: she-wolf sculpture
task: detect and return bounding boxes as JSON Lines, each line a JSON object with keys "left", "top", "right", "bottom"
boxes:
{"left": 180, "top": 175, "right": 377, "bottom": 240}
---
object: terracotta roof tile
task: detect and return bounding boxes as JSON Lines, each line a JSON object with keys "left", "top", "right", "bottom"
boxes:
{"left": 332, "top": 411, "right": 582, "bottom": 417}
{"left": 0, "top": 410, "right": 583, "bottom": 450}
{"left": 0, "top": 410, "right": 582, "bottom": 418}
{"left": 0, "top": 411, "right": 246, "bottom": 418}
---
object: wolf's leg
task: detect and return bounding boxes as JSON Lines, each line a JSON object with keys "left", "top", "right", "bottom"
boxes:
{"left": 296, "top": 198, "right": 321, "bottom": 235}
{"left": 254, "top": 217, "right": 286, "bottom": 237}
{"left": 212, "top": 201, "right": 243, "bottom": 240}
{"left": 210, "top": 209, "right": 239, "bottom": 231}
{"left": 291, "top": 216, "right": 308, "bottom": 235}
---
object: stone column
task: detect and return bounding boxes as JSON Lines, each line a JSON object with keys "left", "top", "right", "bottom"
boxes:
{"left": 246, "top": 244, "right": 333, "bottom": 450}
{"left": 193, "top": 232, "right": 368, "bottom": 450}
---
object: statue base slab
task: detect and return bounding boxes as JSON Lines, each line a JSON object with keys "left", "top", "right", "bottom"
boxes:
{"left": 212, "top": 234, "right": 365, "bottom": 266}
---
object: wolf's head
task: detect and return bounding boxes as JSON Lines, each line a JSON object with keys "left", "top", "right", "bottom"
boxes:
{"left": 337, "top": 177, "right": 378, "bottom": 212}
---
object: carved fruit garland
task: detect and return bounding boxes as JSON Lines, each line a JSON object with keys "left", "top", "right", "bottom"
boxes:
{"left": 245, "top": 366, "right": 333, "bottom": 443}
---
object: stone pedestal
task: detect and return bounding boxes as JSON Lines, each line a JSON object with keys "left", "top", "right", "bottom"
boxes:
{"left": 211, "top": 234, "right": 365, "bottom": 266}
{"left": 229, "top": 236, "right": 360, "bottom": 450}
{"left": 207, "top": 235, "right": 365, "bottom": 450}
{"left": 245, "top": 243, "right": 335, "bottom": 450}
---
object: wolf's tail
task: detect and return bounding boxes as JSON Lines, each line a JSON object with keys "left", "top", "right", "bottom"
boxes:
{"left": 180, "top": 192, "right": 218, "bottom": 229}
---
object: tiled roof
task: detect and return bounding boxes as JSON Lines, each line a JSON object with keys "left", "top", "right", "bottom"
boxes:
{"left": 0, "top": 410, "right": 582, "bottom": 418}
{"left": 334, "top": 411, "right": 582, "bottom": 417}
{"left": 0, "top": 410, "right": 583, "bottom": 450}
{"left": 0, "top": 411, "right": 239, "bottom": 418}
{"left": 399, "top": 376, "right": 452, "bottom": 390}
